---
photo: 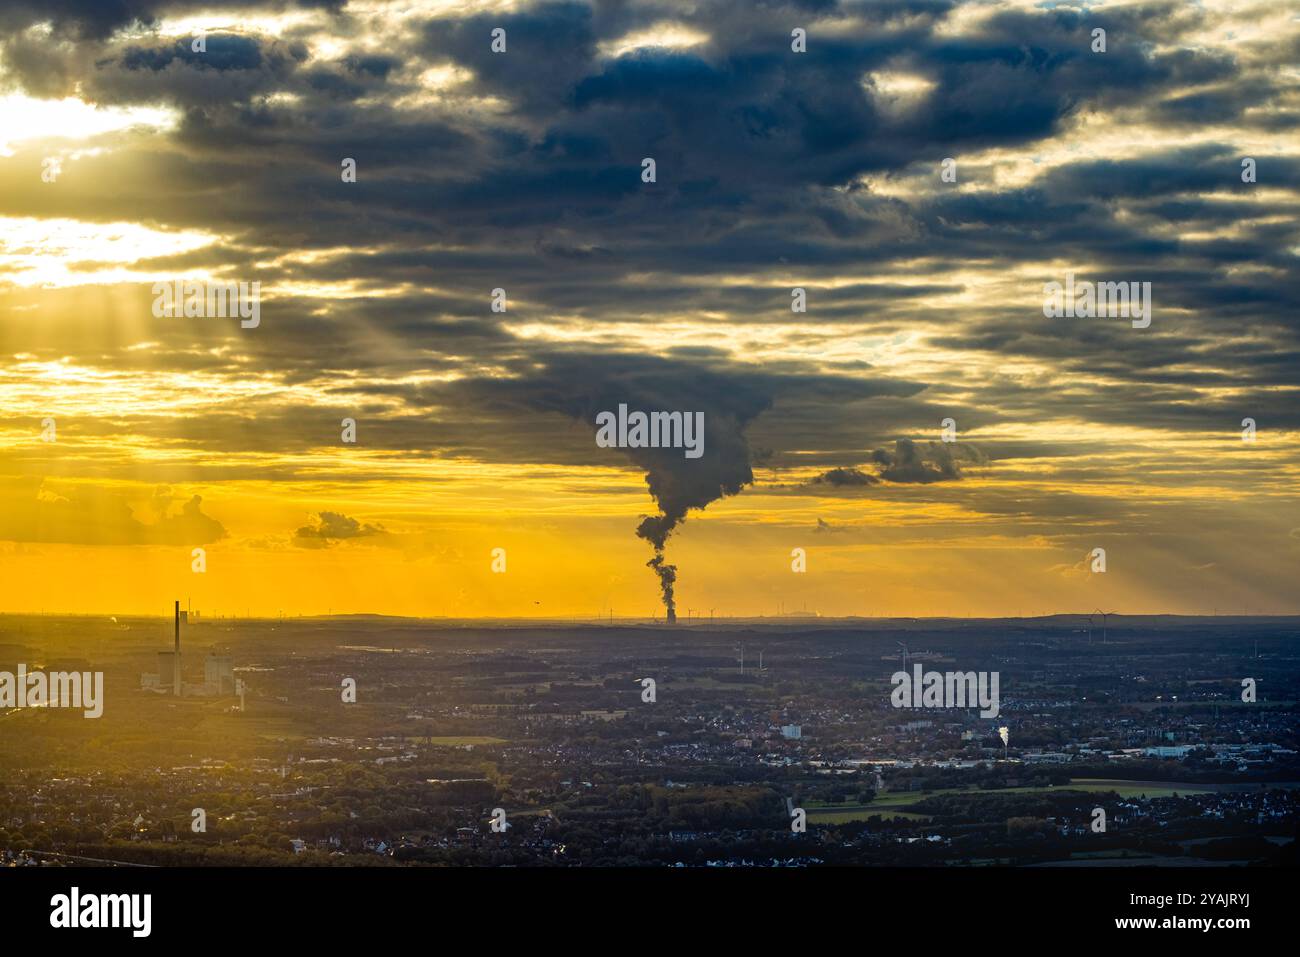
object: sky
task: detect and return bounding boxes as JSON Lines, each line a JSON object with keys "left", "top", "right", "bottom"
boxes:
{"left": 0, "top": 0, "right": 1297, "bottom": 619}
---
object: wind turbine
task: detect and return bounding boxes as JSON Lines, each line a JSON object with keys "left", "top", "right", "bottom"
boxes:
{"left": 1093, "top": 609, "right": 1116, "bottom": 645}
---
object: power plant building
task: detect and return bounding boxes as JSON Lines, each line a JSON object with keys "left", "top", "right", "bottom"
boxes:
{"left": 139, "top": 600, "right": 236, "bottom": 697}
{"left": 205, "top": 655, "right": 235, "bottom": 695}
{"left": 157, "top": 651, "right": 179, "bottom": 691}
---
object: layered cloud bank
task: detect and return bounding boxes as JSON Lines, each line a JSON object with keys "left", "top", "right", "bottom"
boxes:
{"left": 0, "top": 1, "right": 1297, "bottom": 616}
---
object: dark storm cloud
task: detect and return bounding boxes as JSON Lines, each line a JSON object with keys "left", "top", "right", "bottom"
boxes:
{"left": 2, "top": 2, "right": 1280, "bottom": 308}
{"left": 82, "top": 37, "right": 314, "bottom": 109}
{"left": 119, "top": 33, "right": 275, "bottom": 71}
{"left": 3, "top": 0, "right": 1244, "bottom": 228}
{"left": 0, "top": 0, "right": 1297, "bottom": 489}
{"left": 813, "top": 466, "right": 879, "bottom": 487}
{"left": 420, "top": 2, "right": 601, "bottom": 113}
{"left": 294, "top": 510, "right": 387, "bottom": 547}
{"left": 801, "top": 439, "right": 986, "bottom": 488}
{"left": 871, "top": 438, "right": 965, "bottom": 483}
{"left": 434, "top": 350, "right": 926, "bottom": 473}
{"left": 0, "top": 1, "right": 344, "bottom": 41}
{"left": 1036, "top": 145, "right": 1300, "bottom": 201}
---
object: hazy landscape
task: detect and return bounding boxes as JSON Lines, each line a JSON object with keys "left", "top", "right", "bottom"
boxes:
{"left": 3, "top": 612, "right": 1295, "bottom": 867}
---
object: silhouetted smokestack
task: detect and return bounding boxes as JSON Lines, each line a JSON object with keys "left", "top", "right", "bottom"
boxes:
{"left": 173, "top": 600, "right": 181, "bottom": 695}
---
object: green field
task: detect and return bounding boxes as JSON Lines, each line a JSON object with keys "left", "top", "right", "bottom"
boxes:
{"left": 883, "top": 778, "right": 1220, "bottom": 802}
{"left": 1066, "top": 778, "right": 1216, "bottom": 798}
{"left": 673, "top": 677, "right": 766, "bottom": 691}
{"left": 424, "top": 736, "right": 508, "bottom": 746}
{"left": 805, "top": 778, "right": 1249, "bottom": 822}
{"left": 806, "top": 806, "right": 931, "bottom": 823}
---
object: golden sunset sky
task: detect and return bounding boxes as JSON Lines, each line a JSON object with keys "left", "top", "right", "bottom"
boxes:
{"left": 1, "top": 0, "right": 1298, "bottom": 618}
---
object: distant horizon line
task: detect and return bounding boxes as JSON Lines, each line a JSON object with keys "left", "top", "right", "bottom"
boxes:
{"left": 3, "top": 611, "right": 1298, "bottom": 623}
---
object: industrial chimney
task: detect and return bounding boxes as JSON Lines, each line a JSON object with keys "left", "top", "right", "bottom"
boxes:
{"left": 173, "top": 600, "right": 182, "bottom": 696}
